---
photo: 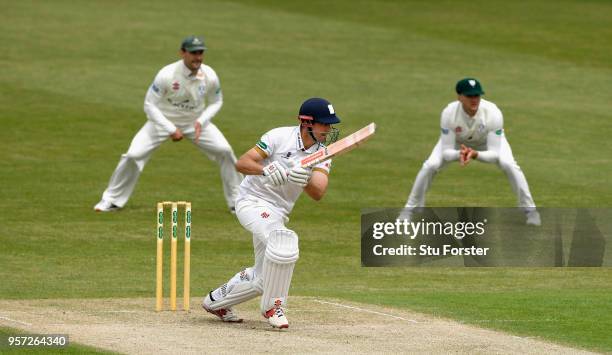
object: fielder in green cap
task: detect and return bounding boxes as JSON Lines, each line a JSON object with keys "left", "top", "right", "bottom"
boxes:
{"left": 94, "top": 36, "right": 242, "bottom": 214}
{"left": 181, "top": 35, "right": 207, "bottom": 52}
{"left": 400, "top": 78, "right": 540, "bottom": 226}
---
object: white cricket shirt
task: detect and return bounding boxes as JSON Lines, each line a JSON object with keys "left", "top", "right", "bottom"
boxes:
{"left": 441, "top": 99, "right": 504, "bottom": 150}
{"left": 237, "top": 126, "right": 332, "bottom": 218}
{"left": 143, "top": 60, "right": 222, "bottom": 133}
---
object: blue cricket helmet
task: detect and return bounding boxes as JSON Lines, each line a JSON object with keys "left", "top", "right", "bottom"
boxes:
{"left": 298, "top": 98, "right": 341, "bottom": 124}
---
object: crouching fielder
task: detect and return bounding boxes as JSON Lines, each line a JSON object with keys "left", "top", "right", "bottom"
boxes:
{"left": 403, "top": 78, "right": 540, "bottom": 225}
{"left": 202, "top": 98, "right": 341, "bottom": 328}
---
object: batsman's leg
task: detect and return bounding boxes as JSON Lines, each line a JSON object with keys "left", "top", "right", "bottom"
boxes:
{"left": 202, "top": 198, "right": 284, "bottom": 322}
{"left": 203, "top": 267, "right": 261, "bottom": 322}
{"left": 260, "top": 229, "right": 299, "bottom": 329}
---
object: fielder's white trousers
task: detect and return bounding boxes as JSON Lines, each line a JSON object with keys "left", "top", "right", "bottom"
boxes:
{"left": 405, "top": 136, "right": 536, "bottom": 209}
{"left": 101, "top": 121, "right": 243, "bottom": 208}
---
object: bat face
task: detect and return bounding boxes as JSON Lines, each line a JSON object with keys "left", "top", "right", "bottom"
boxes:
{"left": 299, "top": 123, "right": 376, "bottom": 168}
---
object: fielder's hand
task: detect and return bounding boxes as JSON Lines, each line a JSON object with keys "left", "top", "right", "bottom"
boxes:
{"left": 288, "top": 166, "right": 312, "bottom": 187}
{"left": 262, "top": 161, "right": 288, "bottom": 186}
{"left": 171, "top": 129, "right": 184, "bottom": 142}
{"left": 460, "top": 144, "right": 478, "bottom": 166}
{"left": 194, "top": 122, "right": 202, "bottom": 142}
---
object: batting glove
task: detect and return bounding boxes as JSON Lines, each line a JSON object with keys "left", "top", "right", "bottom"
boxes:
{"left": 263, "top": 161, "right": 288, "bottom": 186}
{"left": 288, "top": 166, "right": 312, "bottom": 187}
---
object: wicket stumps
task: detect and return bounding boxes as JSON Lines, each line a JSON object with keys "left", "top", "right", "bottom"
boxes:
{"left": 156, "top": 201, "right": 191, "bottom": 312}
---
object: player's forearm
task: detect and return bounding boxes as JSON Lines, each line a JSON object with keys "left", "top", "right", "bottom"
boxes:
{"left": 236, "top": 149, "right": 265, "bottom": 175}
{"left": 304, "top": 181, "right": 326, "bottom": 201}
{"left": 144, "top": 98, "right": 176, "bottom": 134}
{"left": 304, "top": 172, "right": 328, "bottom": 201}
{"left": 442, "top": 149, "right": 460, "bottom": 161}
{"left": 440, "top": 131, "right": 459, "bottom": 161}
{"left": 236, "top": 159, "right": 263, "bottom": 175}
{"left": 476, "top": 132, "right": 502, "bottom": 163}
{"left": 475, "top": 150, "right": 499, "bottom": 163}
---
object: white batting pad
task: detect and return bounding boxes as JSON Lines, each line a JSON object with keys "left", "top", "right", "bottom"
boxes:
{"left": 206, "top": 268, "right": 263, "bottom": 310}
{"left": 260, "top": 229, "right": 300, "bottom": 313}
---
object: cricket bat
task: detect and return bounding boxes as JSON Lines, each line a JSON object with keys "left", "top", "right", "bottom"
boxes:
{"left": 298, "top": 122, "right": 376, "bottom": 168}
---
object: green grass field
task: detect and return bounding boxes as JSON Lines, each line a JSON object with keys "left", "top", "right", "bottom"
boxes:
{"left": 1, "top": 0, "right": 611, "bottom": 352}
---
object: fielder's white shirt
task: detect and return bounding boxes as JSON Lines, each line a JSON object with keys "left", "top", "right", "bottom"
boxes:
{"left": 440, "top": 99, "right": 505, "bottom": 163}
{"left": 237, "top": 126, "right": 332, "bottom": 218}
{"left": 143, "top": 60, "right": 223, "bottom": 134}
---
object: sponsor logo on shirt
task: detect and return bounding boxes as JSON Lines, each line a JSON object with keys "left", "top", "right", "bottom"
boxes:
{"left": 172, "top": 81, "right": 180, "bottom": 91}
{"left": 441, "top": 128, "right": 449, "bottom": 135}
{"left": 151, "top": 83, "right": 160, "bottom": 93}
{"left": 496, "top": 129, "right": 503, "bottom": 135}
{"left": 167, "top": 98, "right": 195, "bottom": 110}
{"left": 261, "top": 212, "right": 270, "bottom": 219}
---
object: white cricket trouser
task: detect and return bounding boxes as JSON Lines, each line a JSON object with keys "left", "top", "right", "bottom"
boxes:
{"left": 101, "top": 121, "right": 243, "bottom": 208}
{"left": 207, "top": 197, "right": 291, "bottom": 309}
{"left": 236, "top": 197, "right": 289, "bottom": 282}
{"left": 405, "top": 136, "right": 536, "bottom": 209}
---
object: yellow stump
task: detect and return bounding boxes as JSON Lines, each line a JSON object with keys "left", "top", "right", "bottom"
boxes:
{"left": 184, "top": 202, "right": 191, "bottom": 311}
{"left": 155, "top": 203, "right": 164, "bottom": 312}
{"left": 156, "top": 201, "right": 191, "bottom": 312}
{"left": 170, "top": 202, "right": 178, "bottom": 311}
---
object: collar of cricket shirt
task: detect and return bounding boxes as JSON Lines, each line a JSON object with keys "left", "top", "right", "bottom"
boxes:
{"left": 180, "top": 62, "right": 204, "bottom": 81}
{"left": 460, "top": 106, "right": 480, "bottom": 127}
{"left": 295, "top": 126, "right": 321, "bottom": 153}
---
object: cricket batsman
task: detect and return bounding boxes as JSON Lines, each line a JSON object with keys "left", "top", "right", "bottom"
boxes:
{"left": 202, "top": 97, "right": 340, "bottom": 328}
{"left": 402, "top": 78, "right": 540, "bottom": 225}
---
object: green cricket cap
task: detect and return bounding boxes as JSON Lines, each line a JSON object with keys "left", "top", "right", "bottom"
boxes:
{"left": 456, "top": 78, "right": 484, "bottom": 96}
{"left": 181, "top": 36, "right": 207, "bottom": 52}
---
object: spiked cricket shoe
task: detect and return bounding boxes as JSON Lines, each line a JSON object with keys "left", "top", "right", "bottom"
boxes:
{"left": 202, "top": 302, "right": 243, "bottom": 323}
{"left": 265, "top": 306, "right": 289, "bottom": 329}
{"left": 526, "top": 210, "right": 541, "bottom": 226}
{"left": 94, "top": 199, "right": 120, "bottom": 212}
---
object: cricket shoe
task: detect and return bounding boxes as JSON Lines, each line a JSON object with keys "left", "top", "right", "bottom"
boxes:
{"left": 264, "top": 306, "right": 289, "bottom": 329}
{"left": 526, "top": 210, "right": 541, "bottom": 226}
{"left": 203, "top": 305, "right": 243, "bottom": 323}
{"left": 397, "top": 209, "right": 413, "bottom": 223}
{"left": 202, "top": 295, "right": 243, "bottom": 323}
{"left": 94, "top": 199, "right": 121, "bottom": 212}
